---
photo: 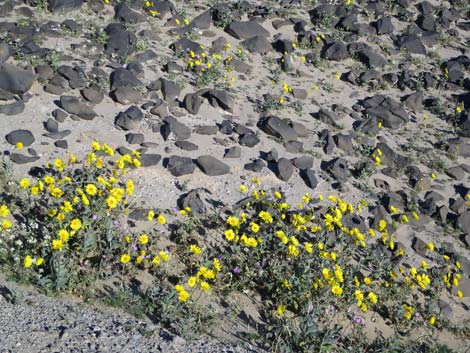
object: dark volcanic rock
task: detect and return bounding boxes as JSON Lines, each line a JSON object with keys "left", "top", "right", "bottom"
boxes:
{"left": 178, "top": 189, "right": 206, "bottom": 215}
{"left": 205, "top": 89, "right": 233, "bottom": 112}
{"left": 48, "top": 0, "right": 83, "bottom": 12}
{"left": 175, "top": 140, "right": 198, "bottom": 151}
{"left": 196, "top": 155, "right": 230, "bottom": 176}
{"left": 362, "top": 95, "right": 409, "bottom": 129}
{"left": 301, "top": 169, "right": 318, "bottom": 189}
{"left": 376, "top": 143, "right": 411, "bottom": 169}
{"left": 258, "top": 116, "right": 298, "bottom": 141}
{"left": 0, "top": 64, "right": 34, "bottom": 94}
{"left": 322, "top": 41, "right": 348, "bottom": 61}
{"left": 0, "top": 100, "right": 25, "bottom": 115}
{"left": 244, "top": 159, "right": 265, "bottom": 172}
{"left": 324, "top": 157, "right": 349, "bottom": 182}
{"left": 60, "top": 96, "right": 97, "bottom": 120}
{"left": 10, "top": 153, "right": 40, "bottom": 164}
{"left": 242, "top": 36, "right": 271, "bottom": 54}
{"left": 115, "top": 106, "right": 143, "bottom": 131}
{"left": 239, "top": 133, "right": 260, "bottom": 147}
{"left": 167, "top": 155, "right": 196, "bottom": 176}
{"left": 396, "top": 34, "right": 426, "bottom": 55}
{"left": 183, "top": 93, "right": 203, "bottom": 114}
{"left": 375, "top": 16, "right": 394, "bottom": 34}
{"left": 224, "top": 146, "right": 241, "bottom": 158}
{"left": 5, "top": 130, "right": 34, "bottom": 146}
{"left": 160, "top": 116, "right": 191, "bottom": 141}
{"left": 276, "top": 158, "right": 294, "bottom": 181}
{"left": 226, "top": 21, "right": 270, "bottom": 39}
{"left": 139, "top": 154, "right": 162, "bottom": 167}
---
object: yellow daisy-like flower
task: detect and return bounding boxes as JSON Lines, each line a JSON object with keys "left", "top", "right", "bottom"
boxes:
{"left": 50, "top": 187, "right": 64, "bottom": 198}
{"left": 200, "top": 281, "right": 211, "bottom": 291}
{"left": 91, "top": 141, "right": 101, "bottom": 151}
{"left": 178, "top": 289, "right": 190, "bottom": 302}
{"left": 52, "top": 239, "right": 64, "bottom": 251}
{"left": 19, "top": 178, "right": 30, "bottom": 189}
{"left": 126, "top": 179, "right": 134, "bottom": 196}
{"left": 23, "top": 255, "right": 33, "bottom": 268}
{"left": 139, "top": 234, "right": 149, "bottom": 245}
{"left": 189, "top": 244, "right": 202, "bottom": 255}
{"left": 276, "top": 305, "right": 286, "bottom": 315}
{"left": 159, "top": 250, "right": 170, "bottom": 261}
{"left": 224, "top": 229, "right": 235, "bottom": 241}
{"left": 120, "top": 254, "right": 131, "bottom": 264}
{"left": 157, "top": 214, "right": 166, "bottom": 225}
{"left": 0, "top": 205, "right": 10, "bottom": 218}
{"left": 213, "top": 258, "right": 221, "bottom": 272}
{"left": 85, "top": 184, "right": 97, "bottom": 196}
{"left": 188, "top": 276, "right": 197, "bottom": 287}
{"left": 147, "top": 210, "right": 154, "bottom": 221}
{"left": 58, "top": 229, "right": 70, "bottom": 242}
{"left": 36, "top": 257, "right": 44, "bottom": 266}
{"left": 331, "top": 285, "right": 343, "bottom": 296}
{"left": 106, "top": 196, "right": 118, "bottom": 209}
{"left": 70, "top": 218, "right": 82, "bottom": 231}
{"left": 2, "top": 219, "right": 12, "bottom": 229}
{"left": 16, "top": 141, "right": 24, "bottom": 149}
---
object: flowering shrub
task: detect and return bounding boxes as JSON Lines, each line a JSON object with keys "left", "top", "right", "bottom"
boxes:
{"left": 0, "top": 142, "right": 141, "bottom": 290}
{"left": 0, "top": 144, "right": 466, "bottom": 351}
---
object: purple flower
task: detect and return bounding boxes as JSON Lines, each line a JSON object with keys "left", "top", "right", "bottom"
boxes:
{"left": 233, "top": 267, "right": 241, "bottom": 274}
{"left": 353, "top": 316, "right": 365, "bottom": 325}
{"left": 325, "top": 306, "right": 336, "bottom": 315}
{"left": 92, "top": 214, "right": 98, "bottom": 220}
{"left": 131, "top": 243, "right": 138, "bottom": 251}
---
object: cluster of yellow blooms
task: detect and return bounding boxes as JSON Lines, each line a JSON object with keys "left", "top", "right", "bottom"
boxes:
{"left": 17, "top": 141, "right": 142, "bottom": 271}
{"left": 0, "top": 204, "right": 13, "bottom": 232}
{"left": 175, "top": 258, "right": 222, "bottom": 302}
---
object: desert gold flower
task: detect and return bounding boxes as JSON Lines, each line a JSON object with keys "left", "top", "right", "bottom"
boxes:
{"left": 19, "top": 178, "right": 30, "bottom": 189}
{"left": 106, "top": 195, "right": 118, "bottom": 209}
{"left": 331, "top": 285, "right": 343, "bottom": 296}
{"left": 51, "top": 187, "right": 63, "bottom": 198}
{"left": 250, "top": 222, "right": 260, "bottom": 233}
{"left": 304, "top": 242, "right": 313, "bottom": 253}
{"left": 58, "top": 229, "right": 70, "bottom": 242}
{"left": 139, "top": 234, "right": 149, "bottom": 245}
{"left": 36, "top": 258, "right": 44, "bottom": 266}
{"left": 200, "top": 281, "right": 211, "bottom": 291}
{"left": 178, "top": 289, "right": 190, "bottom": 302}
{"left": 227, "top": 216, "right": 240, "bottom": 228}
{"left": 189, "top": 244, "right": 202, "bottom": 255}
{"left": 24, "top": 255, "right": 33, "bottom": 268}
{"left": 52, "top": 239, "right": 64, "bottom": 251}
{"left": 159, "top": 250, "right": 170, "bottom": 261}
{"left": 240, "top": 184, "right": 247, "bottom": 193}
{"left": 70, "top": 218, "right": 82, "bottom": 231}
{"left": 213, "top": 258, "right": 221, "bottom": 271}
{"left": 147, "top": 210, "right": 154, "bottom": 221}
{"left": 0, "top": 205, "right": 10, "bottom": 218}
{"left": 16, "top": 141, "right": 23, "bottom": 149}
{"left": 85, "top": 184, "right": 98, "bottom": 196}
{"left": 157, "top": 214, "right": 166, "bottom": 225}
{"left": 276, "top": 305, "right": 286, "bottom": 315}
{"left": 120, "top": 254, "right": 131, "bottom": 264}
{"left": 126, "top": 180, "right": 134, "bottom": 195}
{"left": 368, "top": 292, "right": 378, "bottom": 304}
{"left": 188, "top": 276, "right": 197, "bottom": 287}
{"left": 224, "top": 229, "right": 235, "bottom": 241}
